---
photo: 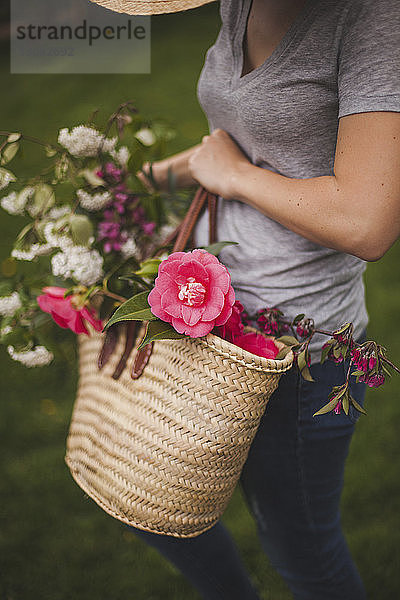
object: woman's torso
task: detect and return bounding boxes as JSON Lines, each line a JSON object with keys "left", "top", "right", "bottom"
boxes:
{"left": 194, "top": 0, "right": 373, "bottom": 359}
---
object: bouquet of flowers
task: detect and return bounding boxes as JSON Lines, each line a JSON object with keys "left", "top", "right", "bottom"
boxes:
{"left": 1, "top": 103, "right": 398, "bottom": 417}
{"left": 0, "top": 102, "right": 183, "bottom": 363}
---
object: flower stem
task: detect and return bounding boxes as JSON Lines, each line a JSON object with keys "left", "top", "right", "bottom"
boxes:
{"left": 101, "top": 289, "right": 127, "bottom": 304}
{"left": 0, "top": 131, "right": 57, "bottom": 150}
{"left": 381, "top": 356, "right": 400, "bottom": 374}
{"left": 313, "top": 327, "right": 333, "bottom": 336}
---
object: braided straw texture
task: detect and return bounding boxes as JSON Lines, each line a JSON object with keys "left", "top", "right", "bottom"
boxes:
{"left": 89, "top": 0, "right": 215, "bottom": 15}
{"left": 66, "top": 327, "right": 293, "bottom": 537}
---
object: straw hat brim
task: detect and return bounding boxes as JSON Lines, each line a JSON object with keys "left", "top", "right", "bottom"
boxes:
{"left": 89, "top": 0, "right": 215, "bottom": 15}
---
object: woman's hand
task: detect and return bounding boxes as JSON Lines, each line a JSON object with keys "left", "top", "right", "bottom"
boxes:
{"left": 136, "top": 160, "right": 168, "bottom": 192}
{"left": 188, "top": 129, "right": 251, "bottom": 199}
{"left": 136, "top": 144, "right": 201, "bottom": 192}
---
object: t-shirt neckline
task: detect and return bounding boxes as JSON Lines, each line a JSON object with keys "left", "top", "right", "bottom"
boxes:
{"left": 232, "top": 0, "right": 317, "bottom": 88}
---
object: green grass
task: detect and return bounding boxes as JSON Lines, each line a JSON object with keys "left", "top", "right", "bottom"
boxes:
{"left": 1, "top": 5, "right": 400, "bottom": 598}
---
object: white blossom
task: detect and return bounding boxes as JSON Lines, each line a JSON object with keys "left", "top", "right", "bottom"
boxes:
{"left": 12, "top": 243, "right": 53, "bottom": 261}
{"left": 1, "top": 187, "right": 34, "bottom": 215}
{"left": 0, "top": 292, "right": 22, "bottom": 316}
{"left": 158, "top": 223, "right": 177, "bottom": 240}
{"left": 43, "top": 221, "right": 73, "bottom": 251}
{"left": 51, "top": 246, "right": 103, "bottom": 286}
{"left": 48, "top": 205, "right": 70, "bottom": 219}
{"left": 1, "top": 326, "right": 12, "bottom": 336}
{"left": 77, "top": 189, "right": 111, "bottom": 211}
{"left": 110, "top": 145, "right": 130, "bottom": 167}
{"left": 1, "top": 191, "right": 24, "bottom": 215}
{"left": 135, "top": 128, "right": 156, "bottom": 146}
{"left": 7, "top": 344, "right": 54, "bottom": 367}
{"left": 120, "top": 237, "right": 138, "bottom": 259}
{"left": 58, "top": 126, "right": 117, "bottom": 158}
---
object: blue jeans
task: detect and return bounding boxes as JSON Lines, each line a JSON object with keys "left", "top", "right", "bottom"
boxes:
{"left": 126, "top": 353, "right": 367, "bottom": 600}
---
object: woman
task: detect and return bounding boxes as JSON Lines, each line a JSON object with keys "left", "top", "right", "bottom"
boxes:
{"left": 97, "top": 1, "right": 400, "bottom": 598}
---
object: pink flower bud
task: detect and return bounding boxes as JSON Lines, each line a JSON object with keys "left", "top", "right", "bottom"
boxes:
{"left": 367, "top": 374, "right": 385, "bottom": 388}
{"left": 334, "top": 400, "right": 342, "bottom": 414}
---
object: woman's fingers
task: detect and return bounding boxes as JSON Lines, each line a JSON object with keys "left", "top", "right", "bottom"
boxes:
{"left": 136, "top": 162, "right": 156, "bottom": 192}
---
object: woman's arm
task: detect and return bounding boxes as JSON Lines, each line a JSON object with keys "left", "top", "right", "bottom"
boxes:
{"left": 188, "top": 112, "right": 400, "bottom": 262}
{"left": 137, "top": 143, "right": 201, "bottom": 191}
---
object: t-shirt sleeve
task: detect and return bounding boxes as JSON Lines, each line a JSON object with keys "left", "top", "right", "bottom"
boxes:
{"left": 338, "top": 0, "right": 400, "bottom": 118}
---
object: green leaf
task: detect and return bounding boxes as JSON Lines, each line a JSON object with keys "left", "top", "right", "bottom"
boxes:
{"left": 382, "top": 364, "right": 392, "bottom": 377}
{"left": 7, "top": 133, "right": 21, "bottom": 143}
{"left": 15, "top": 223, "right": 35, "bottom": 245}
{"left": 328, "top": 383, "right": 348, "bottom": 401}
{"left": 104, "top": 291, "right": 155, "bottom": 329}
{"left": 332, "top": 345, "right": 341, "bottom": 360}
{"left": 300, "top": 365, "right": 314, "bottom": 382}
{"left": 297, "top": 350, "right": 307, "bottom": 371}
{"left": 80, "top": 168, "right": 105, "bottom": 187}
{"left": 69, "top": 214, "right": 93, "bottom": 246}
{"left": 1, "top": 142, "right": 19, "bottom": 165}
{"left": 275, "top": 335, "right": 299, "bottom": 346}
{"left": 0, "top": 167, "right": 16, "bottom": 187}
{"left": 45, "top": 145, "right": 57, "bottom": 158}
{"left": 293, "top": 313, "right": 305, "bottom": 325}
{"left": 334, "top": 322, "right": 352, "bottom": 336}
{"left": 118, "top": 274, "right": 153, "bottom": 289}
{"left": 30, "top": 184, "right": 55, "bottom": 216}
{"left": 135, "top": 127, "right": 156, "bottom": 146}
{"left": 313, "top": 396, "right": 341, "bottom": 417}
{"left": 342, "top": 392, "right": 350, "bottom": 415}
{"left": 199, "top": 241, "right": 238, "bottom": 256}
{"left": 320, "top": 348, "right": 330, "bottom": 364}
{"left": 351, "top": 370, "right": 365, "bottom": 377}
{"left": 275, "top": 346, "right": 293, "bottom": 360}
{"left": 134, "top": 258, "right": 161, "bottom": 277}
{"left": 138, "top": 319, "right": 186, "bottom": 348}
{"left": 350, "top": 395, "right": 367, "bottom": 416}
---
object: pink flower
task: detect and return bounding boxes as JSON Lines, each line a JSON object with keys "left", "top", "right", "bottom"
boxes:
{"left": 334, "top": 400, "right": 342, "bottom": 415}
{"left": 233, "top": 331, "right": 279, "bottom": 360}
{"left": 365, "top": 373, "right": 385, "bottom": 388}
{"left": 142, "top": 221, "right": 156, "bottom": 236}
{"left": 37, "top": 286, "right": 103, "bottom": 335}
{"left": 215, "top": 300, "right": 244, "bottom": 342}
{"left": 148, "top": 249, "right": 235, "bottom": 337}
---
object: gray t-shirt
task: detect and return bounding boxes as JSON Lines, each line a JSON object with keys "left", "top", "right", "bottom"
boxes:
{"left": 194, "top": 0, "right": 400, "bottom": 361}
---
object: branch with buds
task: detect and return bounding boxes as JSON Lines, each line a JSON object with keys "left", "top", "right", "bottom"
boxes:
{"left": 246, "top": 309, "right": 399, "bottom": 417}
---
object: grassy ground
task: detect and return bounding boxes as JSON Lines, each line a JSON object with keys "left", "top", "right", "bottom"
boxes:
{"left": 1, "top": 5, "right": 399, "bottom": 599}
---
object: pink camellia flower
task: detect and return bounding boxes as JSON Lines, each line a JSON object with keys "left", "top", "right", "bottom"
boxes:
{"left": 233, "top": 331, "right": 279, "bottom": 360}
{"left": 215, "top": 300, "right": 244, "bottom": 342}
{"left": 148, "top": 249, "right": 235, "bottom": 337}
{"left": 37, "top": 286, "right": 103, "bottom": 335}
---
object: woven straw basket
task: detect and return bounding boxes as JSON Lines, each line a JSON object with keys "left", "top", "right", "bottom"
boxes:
{"left": 65, "top": 324, "right": 293, "bottom": 538}
{"left": 66, "top": 186, "right": 294, "bottom": 537}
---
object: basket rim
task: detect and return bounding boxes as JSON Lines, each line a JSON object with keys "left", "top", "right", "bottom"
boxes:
{"left": 85, "top": 323, "right": 294, "bottom": 374}
{"left": 192, "top": 328, "right": 294, "bottom": 374}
